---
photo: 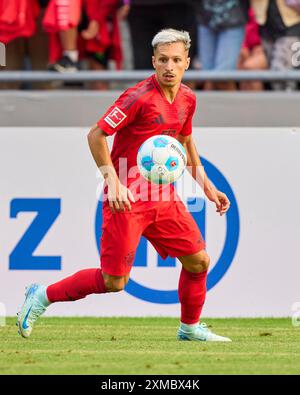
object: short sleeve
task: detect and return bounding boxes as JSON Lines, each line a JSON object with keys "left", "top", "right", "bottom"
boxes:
{"left": 97, "top": 88, "right": 141, "bottom": 136}
{"left": 180, "top": 96, "right": 196, "bottom": 136}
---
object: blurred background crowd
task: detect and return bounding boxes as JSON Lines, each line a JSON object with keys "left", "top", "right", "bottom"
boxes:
{"left": 0, "top": 0, "right": 300, "bottom": 90}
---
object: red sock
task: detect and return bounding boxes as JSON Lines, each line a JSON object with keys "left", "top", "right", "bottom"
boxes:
{"left": 178, "top": 267, "right": 207, "bottom": 324}
{"left": 46, "top": 268, "right": 107, "bottom": 303}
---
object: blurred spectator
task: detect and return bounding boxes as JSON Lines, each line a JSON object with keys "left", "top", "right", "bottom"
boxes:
{"left": 0, "top": 0, "right": 48, "bottom": 88}
{"left": 0, "top": 0, "right": 40, "bottom": 44}
{"left": 79, "top": 0, "right": 125, "bottom": 89}
{"left": 127, "top": 0, "right": 198, "bottom": 70}
{"left": 252, "top": 0, "right": 300, "bottom": 91}
{"left": 238, "top": 8, "right": 268, "bottom": 91}
{"left": 196, "top": 0, "right": 250, "bottom": 90}
{"left": 42, "top": 0, "right": 125, "bottom": 83}
{"left": 43, "top": 0, "right": 82, "bottom": 71}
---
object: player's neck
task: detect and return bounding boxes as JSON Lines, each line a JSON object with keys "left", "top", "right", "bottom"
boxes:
{"left": 155, "top": 75, "right": 180, "bottom": 104}
{"left": 160, "top": 84, "right": 180, "bottom": 104}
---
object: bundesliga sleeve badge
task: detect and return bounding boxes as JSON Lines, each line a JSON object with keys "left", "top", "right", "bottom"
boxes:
{"left": 104, "top": 107, "right": 127, "bottom": 128}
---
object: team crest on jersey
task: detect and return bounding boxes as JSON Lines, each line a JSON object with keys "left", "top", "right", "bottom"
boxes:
{"left": 104, "top": 107, "right": 127, "bottom": 128}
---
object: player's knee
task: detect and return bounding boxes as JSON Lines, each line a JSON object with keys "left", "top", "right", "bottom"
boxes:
{"left": 103, "top": 275, "right": 126, "bottom": 293}
{"left": 109, "top": 284, "right": 125, "bottom": 292}
{"left": 188, "top": 251, "right": 210, "bottom": 272}
{"left": 179, "top": 250, "right": 210, "bottom": 273}
{"left": 198, "top": 252, "right": 210, "bottom": 271}
{"left": 108, "top": 279, "right": 125, "bottom": 293}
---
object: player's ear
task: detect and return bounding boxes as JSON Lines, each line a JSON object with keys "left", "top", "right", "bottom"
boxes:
{"left": 185, "top": 57, "right": 190, "bottom": 70}
{"left": 152, "top": 55, "right": 156, "bottom": 69}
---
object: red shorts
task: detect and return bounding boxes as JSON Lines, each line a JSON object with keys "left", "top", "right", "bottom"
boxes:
{"left": 100, "top": 200, "right": 205, "bottom": 276}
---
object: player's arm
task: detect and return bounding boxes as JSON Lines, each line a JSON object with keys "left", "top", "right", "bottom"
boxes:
{"left": 87, "top": 124, "right": 135, "bottom": 213}
{"left": 177, "top": 134, "right": 230, "bottom": 216}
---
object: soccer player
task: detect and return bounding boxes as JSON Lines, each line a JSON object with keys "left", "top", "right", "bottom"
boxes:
{"left": 17, "top": 29, "right": 231, "bottom": 342}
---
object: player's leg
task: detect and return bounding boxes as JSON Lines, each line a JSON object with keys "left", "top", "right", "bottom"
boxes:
{"left": 16, "top": 271, "right": 130, "bottom": 338}
{"left": 177, "top": 252, "right": 231, "bottom": 342}
{"left": 17, "top": 209, "right": 143, "bottom": 338}
{"left": 144, "top": 200, "right": 231, "bottom": 342}
{"left": 45, "top": 271, "right": 130, "bottom": 301}
{"left": 102, "top": 273, "right": 130, "bottom": 292}
{"left": 17, "top": 269, "right": 109, "bottom": 338}
{"left": 178, "top": 250, "right": 210, "bottom": 326}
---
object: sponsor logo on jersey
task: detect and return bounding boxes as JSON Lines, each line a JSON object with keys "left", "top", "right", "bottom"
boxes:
{"left": 104, "top": 107, "right": 127, "bottom": 128}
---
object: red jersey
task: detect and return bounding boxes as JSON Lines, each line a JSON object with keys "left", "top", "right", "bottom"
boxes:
{"left": 97, "top": 74, "right": 196, "bottom": 207}
{"left": 0, "top": 0, "right": 40, "bottom": 44}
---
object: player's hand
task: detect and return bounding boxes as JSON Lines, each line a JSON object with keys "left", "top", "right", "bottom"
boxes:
{"left": 215, "top": 190, "right": 230, "bottom": 216}
{"left": 205, "top": 188, "right": 230, "bottom": 216}
{"left": 107, "top": 180, "right": 135, "bottom": 213}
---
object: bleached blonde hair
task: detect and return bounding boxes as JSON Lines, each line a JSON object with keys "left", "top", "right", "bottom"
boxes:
{"left": 151, "top": 28, "right": 191, "bottom": 52}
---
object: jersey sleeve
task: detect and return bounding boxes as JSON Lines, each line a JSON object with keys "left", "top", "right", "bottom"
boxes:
{"left": 180, "top": 95, "right": 196, "bottom": 137}
{"left": 97, "top": 88, "right": 141, "bottom": 136}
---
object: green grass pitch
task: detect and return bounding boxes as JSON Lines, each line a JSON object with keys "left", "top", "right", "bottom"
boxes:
{"left": 0, "top": 317, "right": 299, "bottom": 375}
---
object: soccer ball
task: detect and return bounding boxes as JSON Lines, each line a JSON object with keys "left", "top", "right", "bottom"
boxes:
{"left": 137, "top": 135, "right": 187, "bottom": 184}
